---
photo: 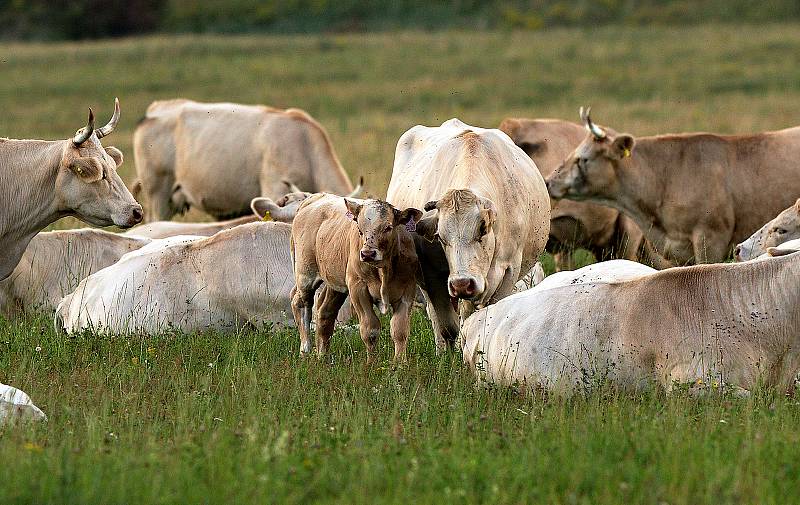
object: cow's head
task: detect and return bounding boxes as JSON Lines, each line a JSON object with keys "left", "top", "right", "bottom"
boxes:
{"left": 546, "top": 107, "right": 634, "bottom": 202}
{"left": 251, "top": 191, "right": 313, "bottom": 223}
{"left": 58, "top": 98, "right": 142, "bottom": 228}
{"left": 415, "top": 189, "right": 496, "bottom": 301}
{"left": 735, "top": 198, "right": 800, "bottom": 261}
{"left": 344, "top": 198, "right": 421, "bottom": 266}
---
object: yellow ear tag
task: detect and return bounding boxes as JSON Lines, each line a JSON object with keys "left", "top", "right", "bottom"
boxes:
{"left": 261, "top": 211, "right": 272, "bottom": 222}
{"left": 623, "top": 148, "right": 631, "bottom": 158}
{"left": 75, "top": 166, "right": 83, "bottom": 175}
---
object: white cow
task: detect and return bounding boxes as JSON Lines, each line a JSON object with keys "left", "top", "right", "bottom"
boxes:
{"left": 462, "top": 255, "right": 800, "bottom": 395}
{"left": 0, "top": 383, "right": 47, "bottom": 426}
{"left": 57, "top": 222, "right": 351, "bottom": 334}
{"left": 387, "top": 119, "right": 550, "bottom": 350}
{"left": 0, "top": 99, "right": 142, "bottom": 280}
{"left": 0, "top": 229, "right": 151, "bottom": 317}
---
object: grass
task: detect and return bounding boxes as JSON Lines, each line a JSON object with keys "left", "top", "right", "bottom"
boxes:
{"left": 3, "top": 24, "right": 800, "bottom": 503}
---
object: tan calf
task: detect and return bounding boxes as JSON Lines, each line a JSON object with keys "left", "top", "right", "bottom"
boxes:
{"left": 291, "top": 194, "right": 422, "bottom": 361}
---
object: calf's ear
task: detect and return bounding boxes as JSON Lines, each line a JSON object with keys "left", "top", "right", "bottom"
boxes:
{"left": 105, "top": 146, "right": 123, "bottom": 166}
{"left": 611, "top": 134, "right": 635, "bottom": 160}
{"left": 69, "top": 157, "right": 103, "bottom": 183}
{"left": 395, "top": 207, "right": 423, "bottom": 225}
{"left": 344, "top": 198, "right": 362, "bottom": 221}
{"left": 415, "top": 213, "right": 439, "bottom": 242}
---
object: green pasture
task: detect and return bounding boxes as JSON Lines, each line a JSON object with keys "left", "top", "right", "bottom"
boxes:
{"left": 3, "top": 24, "right": 800, "bottom": 503}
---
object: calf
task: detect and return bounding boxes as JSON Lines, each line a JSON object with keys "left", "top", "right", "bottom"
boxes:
{"left": 291, "top": 194, "right": 421, "bottom": 361}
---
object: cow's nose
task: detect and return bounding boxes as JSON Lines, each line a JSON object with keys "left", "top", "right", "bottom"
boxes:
{"left": 360, "top": 249, "right": 377, "bottom": 262}
{"left": 733, "top": 245, "right": 742, "bottom": 261}
{"left": 130, "top": 206, "right": 143, "bottom": 224}
{"left": 449, "top": 277, "right": 476, "bottom": 299}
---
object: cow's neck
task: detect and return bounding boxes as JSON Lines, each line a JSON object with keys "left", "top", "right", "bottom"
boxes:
{"left": 0, "top": 140, "right": 66, "bottom": 279}
{"left": 603, "top": 146, "right": 672, "bottom": 253}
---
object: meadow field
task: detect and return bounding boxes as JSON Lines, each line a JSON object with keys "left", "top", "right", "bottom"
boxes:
{"left": 3, "top": 24, "right": 800, "bottom": 503}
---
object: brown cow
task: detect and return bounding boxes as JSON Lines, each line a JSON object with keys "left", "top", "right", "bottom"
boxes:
{"left": 547, "top": 108, "right": 800, "bottom": 265}
{"left": 0, "top": 99, "right": 142, "bottom": 280}
{"left": 291, "top": 194, "right": 422, "bottom": 362}
{"left": 499, "top": 117, "right": 643, "bottom": 269}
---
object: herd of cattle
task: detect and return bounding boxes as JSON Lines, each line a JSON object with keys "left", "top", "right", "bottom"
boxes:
{"left": 3, "top": 97, "right": 800, "bottom": 424}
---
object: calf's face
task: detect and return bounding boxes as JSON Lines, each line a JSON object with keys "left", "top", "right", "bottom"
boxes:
{"left": 344, "top": 199, "right": 421, "bottom": 266}
{"left": 416, "top": 189, "right": 496, "bottom": 301}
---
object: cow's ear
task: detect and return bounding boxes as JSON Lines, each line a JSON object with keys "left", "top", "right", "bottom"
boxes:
{"left": 611, "top": 134, "right": 635, "bottom": 160}
{"left": 794, "top": 198, "right": 800, "bottom": 211}
{"left": 423, "top": 200, "right": 438, "bottom": 212}
{"left": 395, "top": 207, "right": 423, "bottom": 226}
{"left": 415, "top": 213, "right": 439, "bottom": 242}
{"left": 344, "top": 198, "right": 362, "bottom": 221}
{"left": 105, "top": 146, "right": 123, "bottom": 167}
{"left": 69, "top": 157, "right": 103, "bottom": 182}
{"left": 251, "top": 197, "right": 277, "bottom": 220}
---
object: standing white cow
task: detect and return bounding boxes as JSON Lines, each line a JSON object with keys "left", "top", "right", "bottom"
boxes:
{"left": 387, "top": 119, "right": 550, "bottom": 350}
{"left": 0, "top": 99, "right": 142, "bottom": 280}
{"left": 0, "top": 229, "right": 151, "bottom": 317}
{"left": 462, "top": 254, "right": 800, "bottom": 396}
{"left": 133, "top": 100, "right": 356, "bottom": 221}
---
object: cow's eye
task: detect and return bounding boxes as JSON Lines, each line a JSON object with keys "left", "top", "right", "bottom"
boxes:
{"left": 775, "top": 228, "right": 788, "bottom": 235}
{"left": 101, "top": 168, "right": 107, "bottom": 181}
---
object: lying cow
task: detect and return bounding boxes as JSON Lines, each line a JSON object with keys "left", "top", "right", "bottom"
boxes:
{"left": 499, "top": 117, "right": 644, "bottom": 269}
{"left": 291, "top": 195, "right": 421, "bottom": 361}
{"left": 463, "top": 253, "right": 800, "bottom": 396}
{"left": 546, "top": 107, "right": 800, "bottom": 265}
{"left": 0, "top": 98, "right": 142, "bottom": 280}
{"left": 734, "top": 198, "right": 800, "bottom": 261}
{"left": 0, "top": 229, "right": 151, "bottom": 317}
{"left": 57, "top": 223, "right": 298, "bottom": 334}
{"left": 387, "top": 119, "right": 550, "bottom": 350}
{"left": 0, "top": 383, "right": 47, "bottom": 426}
{"left": 133, "top": 99, "right": 357, "bottom": 221}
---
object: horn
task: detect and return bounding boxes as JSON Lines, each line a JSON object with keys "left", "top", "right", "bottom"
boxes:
{"left": 346, "top": 176, "right": 364, "bottom": 198}
{"left": 282, "top": 179, "right": 303, "bottom": 194}
{"left": 72, "top": 108, "right": 95, "bottom": 145}
{"left": 579, "top": 106, "right": 606, "bottom": 140}
{"left": 96, "top": 97, "right": 120, "bottom": 138}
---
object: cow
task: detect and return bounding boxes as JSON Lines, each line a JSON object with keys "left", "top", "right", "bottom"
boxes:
{"left": 291, "top": 194, "right": 422, "bottom": 362}
{"left": 0, "top": 383, "right": 47, "bottom": 426}
{"left": 499, "top": 117, "right": 644, "bottom": 269}
{"left": 0, "top": 98, "right": 142, "bottom": 280}
{"left": 462, "top": 253, "right": 800, "bottom": 396}
{"left": 734, "top": 198, "right": 800, "bottom": 261}
{"left": 0, "top": 229, "right": 151, "bottom": 318}
{"left": 56, "top": 223, "right": 300, "bottom": 334}
{"left": 386, "top": 119, "right": 550, "bottom": 351}
{"left": 133, "top": 99, "right": 357, "bottom": 222}
{"left": 546, "top": 107, "right": 800, "bottom": 265}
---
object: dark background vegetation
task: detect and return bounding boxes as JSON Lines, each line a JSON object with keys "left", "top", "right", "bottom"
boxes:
{"left": 3, "top": 0, "right": 800, "bottom": 40}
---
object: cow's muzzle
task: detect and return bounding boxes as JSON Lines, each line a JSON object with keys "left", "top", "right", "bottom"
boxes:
{"left": 114, "top": 204, "right": 144, "bottom": 228}
{"left": 448, "top": 275, "right": 483, "bottom": 300}
{"left": 360, "top": 248, "right": 382, "bottom": 263}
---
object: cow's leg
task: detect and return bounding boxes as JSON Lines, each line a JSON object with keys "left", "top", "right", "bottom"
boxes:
{"left": 691, "top": 229, "right": 731, "bottom": 264}
{"left": 291, "top": 280, "right": 317, "bottom": 356}
{"left": 389, "top": 299, "right": 412, "bottom": 362}
{"left": 422, "top": 285, "right": 460, "bottom": 354}
{"left": 315, "top": 285, "right": 347, "bottom": 357}
{"left": 139, "top": 170, "right": 176, "bottom": 222}
{"left": 350, "top": 283, "right": 381, "bottom": 363}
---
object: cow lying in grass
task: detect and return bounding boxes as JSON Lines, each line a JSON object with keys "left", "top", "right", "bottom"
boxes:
{"left": 291, "top": 195, "right": 422, "bottom": 362}
{"left": 0, "top": 383, "right": 47, "bottom": 426}
{"left": 735, "top": 198, "right": 800, "bottom": 261}
{"left": 462, "top": 255, "right": 800, "bottom": 396}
